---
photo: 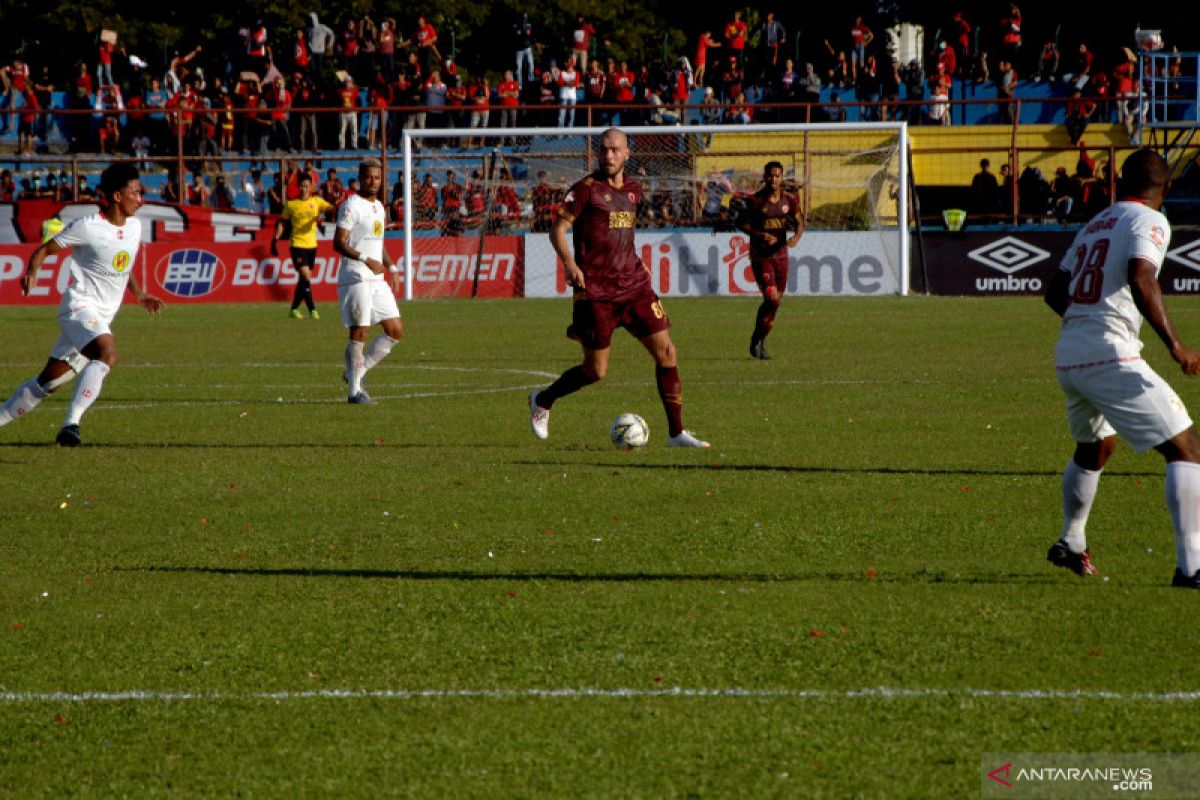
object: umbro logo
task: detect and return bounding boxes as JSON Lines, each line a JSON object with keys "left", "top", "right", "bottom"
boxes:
{"left": 1167, "top": 239, "right": 1200, "bottom": 272}
{"left": 967, "top": 236, "right": 1051, "bottom": 274}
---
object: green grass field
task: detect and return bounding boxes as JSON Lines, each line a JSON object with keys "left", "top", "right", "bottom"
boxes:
{"left": 1, "top": 296, "right": 1198, "bottom": 797}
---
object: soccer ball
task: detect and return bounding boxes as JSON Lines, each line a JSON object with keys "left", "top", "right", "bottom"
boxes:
{"left": 610, "top": 413, "right": 649, "bottom": 450}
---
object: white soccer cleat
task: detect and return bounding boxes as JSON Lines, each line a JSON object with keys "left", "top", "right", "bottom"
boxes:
{"left": 667, "top": 430, "right": 710, "bottom": 448}
{"left": 529, "top": 389, "right": 550, "bottom": 439}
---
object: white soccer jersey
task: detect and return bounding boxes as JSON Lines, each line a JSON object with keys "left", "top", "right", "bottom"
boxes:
{"left": 53, "top": 213, "right": 143, "bottom": 320}
{"left": 1056, "top": 200, "right": 1171, "bottom": 367}
{"left": 336, "top": 195, "right": 387, "bottom": 286}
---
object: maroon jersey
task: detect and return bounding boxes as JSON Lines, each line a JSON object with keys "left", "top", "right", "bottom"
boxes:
{"left": 557, "top": 174, "right": 648, "bottom": 301}
{"left": 740, "top": 189, "right": 799, "bottom": 260}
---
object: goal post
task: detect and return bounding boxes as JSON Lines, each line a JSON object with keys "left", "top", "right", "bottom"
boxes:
{"left": 400, "top": 122, "right": 909, "bottom": 300}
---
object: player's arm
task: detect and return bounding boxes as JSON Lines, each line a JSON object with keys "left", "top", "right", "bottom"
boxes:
{"left": 1044, "top": 269, "right": 1071, "bottom": 317}
{"left": 126, "top": 261, "right": 164, "bottom": 314}
{"left": 21, "top": 238, "right": 65, "bottom": 295}
{"left": 786, "top": 203, "right": 806, "bottom": 248}
{"left": 1129, "top": 257, "right": 1200, "bottom": 375}
{"left": 550, "top": 214, "right": 585, "bottom": 289}
{"left": 381, "top": 239, "right": 402, "bottom": 292}
{"left": 270, "top": 210, "right": 287, "bottom": 255}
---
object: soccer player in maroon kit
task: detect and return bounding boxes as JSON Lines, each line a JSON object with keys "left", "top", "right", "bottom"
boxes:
{"left": 738, "top": 161, "right": 805, "bottom": 360}
{"left": 528, "top": 128, "right": 709, "bottom": 448}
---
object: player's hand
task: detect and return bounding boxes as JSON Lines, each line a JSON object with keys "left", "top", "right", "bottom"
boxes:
{"left": 1171, "top": 344, "right": 1200, "bottom": 376}
{"left": 364, "top": 257, "right": 386, "bottom": 274}
{"left": 564, "top": 262, "right": 586, "bottom": 289}
{"left": 139, "top": 294, "right": 164, "bottom": 315}
{"left": 19, "top": 272, "right": 33, "bottom": 296}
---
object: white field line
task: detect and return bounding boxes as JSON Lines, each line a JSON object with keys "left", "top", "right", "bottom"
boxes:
{"left": 1, "top": 687, "right": 1198, "bottom": 704}
{"left": 99, "top": 384, "right": 545, "bottom": 410}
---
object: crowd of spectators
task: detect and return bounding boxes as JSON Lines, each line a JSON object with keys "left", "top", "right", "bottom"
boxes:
{"left": 0, "top": 7, "right": 1188, "bottom": 223}
{"left": 0, "top": 7, "right": 1186, "bottom": 160}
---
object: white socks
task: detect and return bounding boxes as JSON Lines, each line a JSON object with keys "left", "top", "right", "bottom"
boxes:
{"left": 345, "top": 340, "right": 366, "bottom": 396}
{"left": 63, "top": 361, "right": 110, "bottom": 426}
{"left": 1061, "top": 459, "right": 1102, "bottom": 553}
{"left": 347, "top": 336, "right": 400, "bottom": 396}
{"left": 362, "top": 335, "right": 399, "bottom": 371}
{"left": 1165, "top": 461, "right": 1200, "bottom": 576}
{"left": 0, "top": 378, "right": 48, "bottom": 426}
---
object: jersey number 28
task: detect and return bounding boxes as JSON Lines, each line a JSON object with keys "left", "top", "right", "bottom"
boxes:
{"left": 1069, "top": 238, "right": 1110, "bottom": 305}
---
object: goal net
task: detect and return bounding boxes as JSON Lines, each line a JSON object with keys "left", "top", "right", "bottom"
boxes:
{"left": 399, "top": 122, "right": 909, "bottom": 299}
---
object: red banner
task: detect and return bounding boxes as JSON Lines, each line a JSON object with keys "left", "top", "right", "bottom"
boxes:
{"left": 1, "top": 201, "right": 274, "bottom": 246}
{"left": 0, "top": 236, "right": 524, "bottom": 305}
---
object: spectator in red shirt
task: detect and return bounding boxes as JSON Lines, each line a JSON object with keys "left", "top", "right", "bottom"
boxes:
{"left": 416, "top": 173, "right": 437, "bottom": 225}
{"left": 497, "top": 69, "right": 520, "bottom": 136}
{"left": 322, "top": 168, "right": 344, "bottom": 206}
{"left": 269, "top": 76, "right": 293, "bottom": 152}
{"left": 247, "top": 19, "right": 270, "bottom": 78}
{"left": 467, "top": 74, "right": 490, "bottom": 148}
{"left": 999, "top": 4, "right": 1022, "bottom": 67}
{"left": 17, "top": 88, "right": 38, "bottom": 155}
{"left": 584, "top": 60, "right": 608, "bottom": 124}
{"left": 292, "top": 29, "right": 311, "bottom": 74}
{"left": 97, "top": 37, "right": 116, "bottom": 87}
{"left": 612, "top": 61, "right": 636, "bottom": 107}
{"left": 414, "top": 16, "right": 440, "bottom": 75}
{"left": 725, "top": 11, "right": 747, "bottom": 68}
{"left": 1114, "top": 48, "right": 1138, "bottom": 136}
{"left": 571, "top": 16, "right": 598, "bottom": 75}
{"left": 850, "top": 16, "right": 874, "bottom": 79}
{"left": 951, "top": 12, "right": 972, "bottom": 68}
{"left": 337, "top": 76, "right": 359, "bottom": 150}
{"left": 340, "top": 19, "right": 360, "bottom": 79}
{"left": 366, "top": 73, "right": 390, "bottom": 149}
{"left": 694, "top": 31, "right": 719, "bottom": 89}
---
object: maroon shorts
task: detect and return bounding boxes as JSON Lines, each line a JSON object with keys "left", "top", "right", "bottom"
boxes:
{"left": 572, "top": 285, "right": 671, "bottom": 350}
{"left": 752, "top": 254, "right": 789, "bottom": 295}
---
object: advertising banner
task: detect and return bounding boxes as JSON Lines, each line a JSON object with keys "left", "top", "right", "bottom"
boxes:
{"left": 523, "top": 231, "right": 902, "bottom": 297}
{"left": 920, "top": 230, "right": 1200, "bottom": 296}
{"left": 0, "top": 236, "right": 524, "bottom": 305}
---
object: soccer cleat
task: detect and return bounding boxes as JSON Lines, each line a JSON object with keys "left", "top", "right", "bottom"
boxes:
{"left": 309, "top": 309, "right": 320, "bottom": 320}
{"left": 289, "top": 308, "right": 303, "bottom": 319}
{"left": 1047, "top": 541, "right": 1098, "bottom": 576}
{"left": 528, "top": 389, "right": 550, "bottom": 439}
{"left": 667, "top": 430, "right": 711, "bottom": 448}
{"left": 347, "top": 391, "right": 375, "bottom": 405}
{"left": 1171, "top": 568, "right": 1200, "bottom": 589}
{"left": 55, "top": 424, "right": 81, "bottom": 447}
{"left": 749, "top": 338, "right": 771, "bottom": 360}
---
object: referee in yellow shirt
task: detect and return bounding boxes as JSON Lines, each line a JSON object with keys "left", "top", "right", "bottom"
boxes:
{"left": 272, "top": 172, "right": 334, "bottom": 319}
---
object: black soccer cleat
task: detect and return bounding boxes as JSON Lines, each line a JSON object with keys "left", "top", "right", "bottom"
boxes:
{"left": 55, "top": 424, "right": 81, "bottom": 448}
{"left": 749, "top": 338, "right": 771, "bottom": 360}
{"left": 1171, "top": 568, "right": 1200, "bottom": 589}
{"left": 1047, "top": 540, "right": 1098, "bottom": 576}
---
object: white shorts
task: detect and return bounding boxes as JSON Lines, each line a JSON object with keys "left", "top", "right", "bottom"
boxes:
{"left": 338, "top": 281, "right": 401, "bottom": 328}
{"left": 1057, "top": 357, "right": 1193, "bottom": 452}
{"left": 50, "top": 306, "right": 111, "bottom": 367}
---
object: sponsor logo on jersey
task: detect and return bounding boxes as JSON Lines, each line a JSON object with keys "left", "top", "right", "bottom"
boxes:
{"left": 609, "top": 211, "right": 636, "bottom": 229}
{"left": 967, "top": 236, "right": 1051, "bottom": 274}
{"left": 372, "top": 219, "right": 384, "bottom": 237}
{"left": 156, "top": 248, "right": 224, "bottom": 297}
{"left": 1151, "top": 225, "right": 1167, "bottom": 248}
{"left": 112, "top": 251, "right": 131, "bottom": 272}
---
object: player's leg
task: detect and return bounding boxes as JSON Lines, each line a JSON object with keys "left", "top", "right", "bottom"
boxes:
{"left": 1048, "top": 371, "right": 1114, "bottom": 575}
{"left": 363, "top": 316, "right": 404, "bottom": 374}
{"left": 529, "top": 300, "right": 612, "bottom": 439}
{"left": 1155, "top": 428, "right": 1200, "bottom": 588}
{"left": 54, "top": 333, "right": 117, "bottom": 446}
{"left": 290, "top": 251, "right": 317, "bottom": 316}
{"left": 634, "top": 302, "right": 709, "bottom": 448}
{"left": 750, "top": 260, "right": 782, "bottom": 359}
{"left": 339, "top": 283, "right": 374, "bottom": 404}
{"left": 0, "top": 356, "right": 79, "bottom": 427}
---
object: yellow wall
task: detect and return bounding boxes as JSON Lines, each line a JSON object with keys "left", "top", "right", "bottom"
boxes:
{"left": 910, "top": 124, "right": 1130, "bottom": 185}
